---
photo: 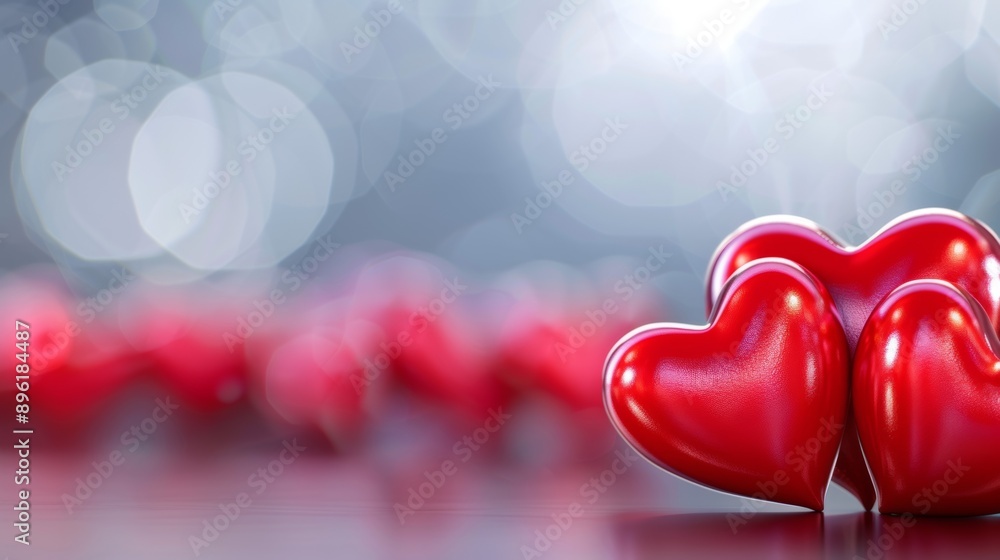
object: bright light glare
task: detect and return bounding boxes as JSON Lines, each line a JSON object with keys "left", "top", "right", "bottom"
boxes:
{"left": 615, "top": 0, "right": 769, "bottom": 51}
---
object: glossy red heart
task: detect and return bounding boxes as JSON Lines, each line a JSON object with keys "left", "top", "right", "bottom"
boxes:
{"left": 605, "top": 259, "right": 849, "bottom": 510}
{"left": 854, "top": 280, "right": 1000, "bottom": 516}
{"left": 707, "top": 209, "right": 1000, "bottom": 510}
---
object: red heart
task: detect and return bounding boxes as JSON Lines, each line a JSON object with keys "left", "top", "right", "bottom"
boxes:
{"left": 854, "top": 280, "right": 1000, "bottom": 516}
{"left": 122, "top": 292, "right": 248, "bottom": 411}
{"left": 605, "top": 259, "right": 849, "bottom": 510}
{"left": 244, "top": 298, "right": 379, "bottom": 446}
{"left": 391, "top": 308, "right": 510, "bottom": 419}
{"left": 707, "top": 209, "right": 1000, "bottom": 510}
{"left": 497, "top": 285, "right": 661, "bottom": 411}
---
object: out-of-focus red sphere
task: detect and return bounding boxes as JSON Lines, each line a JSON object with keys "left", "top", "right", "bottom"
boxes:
{"left": 120, "top": 289, "right": 247, "bottom": 411}
{"left": 32, "top": 321, "right": 136, "bottom": 427}
{"left": 496, "top": 261, "right": 664, "bottom": 411}
{"left": 245, "top": 298, "right": 382, "bottom": 447}
{"left": 0, "top": 268, "right": 76, "bottom": 376}
{"left": 347, "top": 254, "right": 509, "bottom": 422}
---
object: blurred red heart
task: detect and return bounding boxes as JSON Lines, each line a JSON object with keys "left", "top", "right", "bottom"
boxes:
{"left": 854, "top": 281, "right": 1000, "bottom": 516}
{"left": 246, "top": 304, "right": 376, "bottom": 447}
{"left": 499, "top": 290, "right": 662, "bottom": 411}
{"left": 32, "top": 321, "right": 136, "bottom": 429}
{"left": 0, "top": 271, "right": 76, "bottom": 376}
{"left": 707, "top": 209, "right": 1000, "bottom": 510}
{"left": 122, "top": 292, "right": 247, "bottom": 411}
{"left": 495, "top": 259, "right": 665, "bottom": 412}
{"left": 605, "top": 259, "right": 849, "bottom": 511}
{"left": 0, "top": 270, "right": 139, "bottom": 434}
{"left": 391, "top": 305, "right": 509, "bottom": 420}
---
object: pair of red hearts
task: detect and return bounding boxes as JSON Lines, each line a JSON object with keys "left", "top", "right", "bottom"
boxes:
{"left": 604, "top": 209, "right": 1000, "bottom": 515}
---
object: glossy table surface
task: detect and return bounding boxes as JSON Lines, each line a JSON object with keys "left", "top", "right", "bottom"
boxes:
{"left": 4, "top": 448, "right": 998, "bottom": 560}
